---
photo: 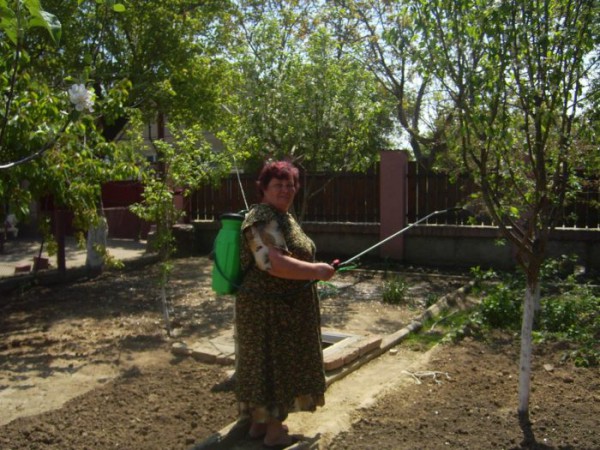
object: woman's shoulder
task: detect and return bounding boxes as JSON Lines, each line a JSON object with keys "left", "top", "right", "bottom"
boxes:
{"left": 243, "top": 203, "right": 278, "bottom": 226}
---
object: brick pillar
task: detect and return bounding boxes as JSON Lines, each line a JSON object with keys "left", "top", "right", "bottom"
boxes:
{"left": 379, "top": 150, "right": 408, "bottom": 259}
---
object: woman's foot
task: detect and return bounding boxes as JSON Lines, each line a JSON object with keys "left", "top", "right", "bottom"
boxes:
{"left": 263, "top": 434, "right": 299, "bottom": 449}
{"left": 263, "top": 423, "right": 296, "bottom": 448}
{"left": 249, "top": 422, "right": 288, "bottom": 439}
{"left": 248, "top": 422, "right": 267, "bottom": 439}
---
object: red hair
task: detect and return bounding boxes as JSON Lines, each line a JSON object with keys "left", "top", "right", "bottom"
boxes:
{"left": 256, "top": 160, "right": 300, "bottom": 199}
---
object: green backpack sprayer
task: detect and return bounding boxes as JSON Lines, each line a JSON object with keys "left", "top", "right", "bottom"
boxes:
{"left": 211, "top": 160, "right": 250, "bottom": 295}
{"left": 211, "top": 211, "right": 247, "bottom": 295}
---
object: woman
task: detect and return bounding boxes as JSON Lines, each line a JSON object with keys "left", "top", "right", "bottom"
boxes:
{"left": 235, "top": 160, "right": 335, "bottom": 449}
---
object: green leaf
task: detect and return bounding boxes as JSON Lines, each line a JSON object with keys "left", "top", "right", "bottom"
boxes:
{"left": 28, "top": 10, "right": 62, "bottom": 44}
{"left": 0, "top": 1, "right": 17, "bottom": 39}
{"left": 113, "top": 3, "right": 126, "bottom": 12}
{"left": 0, "top": 16, "right": 17, "bottom": 45}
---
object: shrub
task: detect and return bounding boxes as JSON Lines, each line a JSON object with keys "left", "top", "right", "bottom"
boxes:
{"left": 540, "top": 253, "right": 579, "bottom": 281}
{"left": 540, "top": 297, "right": 579, "bottom": 333}
{"left": 465, "top": 261, "right": 599, "bottom": 367}
{"left": 539, "top": 283, "right": 600, "bottom": 367}
{"left": 477, "top": 279, "right": 522, "bottom": 329}
{"left": 470, "top": 265, "right": 497, "bottom": 293}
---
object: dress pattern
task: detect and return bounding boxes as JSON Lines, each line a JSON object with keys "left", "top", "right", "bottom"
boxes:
{"left": 235, "top": 203, "right": 326, "bottom": 423}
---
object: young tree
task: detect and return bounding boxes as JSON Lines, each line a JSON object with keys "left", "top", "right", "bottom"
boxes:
{"left": 129, "top": 114, "right": 232, "bottom": 335}
{"left": 409, "top": 0, "right": 598, "bottom": 439}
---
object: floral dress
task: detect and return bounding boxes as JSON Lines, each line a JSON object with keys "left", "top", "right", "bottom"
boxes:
{"left": 235, "top": 203, "right": 326, "bottom": 423}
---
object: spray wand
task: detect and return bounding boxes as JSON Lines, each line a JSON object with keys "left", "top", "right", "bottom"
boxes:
{"left": 330, "top": 207, "right": 466, "bottom": 270}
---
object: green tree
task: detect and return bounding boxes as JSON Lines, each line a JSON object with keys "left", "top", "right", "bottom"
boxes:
{"left": 1, "top": 0, "right": 233, "bottom": 329}
{"left": 0, "top": 0, "right": 143, "bottom": 269}
{"left": 30, "top": 0, "right": 234, "bottom": 132}
{"left": 1, "top": 0, "right": 235, "bottom": 259}
{"left": 410, "top": 0, "right": 598, "bottom": 437}
{"left": 221, "top": 0, "right": 395, "bottom": 219}
{"left": 334, "top": 0, "right": 456, "bottom": 168}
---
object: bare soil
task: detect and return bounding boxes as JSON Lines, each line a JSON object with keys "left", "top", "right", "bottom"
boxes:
{"left": 0, "top": 257, "right": 598, "bottom": 450}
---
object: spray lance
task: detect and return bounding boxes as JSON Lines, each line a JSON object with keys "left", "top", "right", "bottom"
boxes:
{"left": 330, "top": 207, "right": 467, "bottom": 270}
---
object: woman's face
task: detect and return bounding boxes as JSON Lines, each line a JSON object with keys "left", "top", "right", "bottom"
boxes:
{"left": 262, "top": 175, "right": 297, "bottom": 212}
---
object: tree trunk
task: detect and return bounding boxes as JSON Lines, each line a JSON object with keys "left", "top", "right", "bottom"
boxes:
{"left": 54, "top": 209, "right": 66, "bottom": 278}
{"left": 160, "top": 282, "right": 171, "bottom": 337}
{"left": 518, "top": 279, "right": 539, "bottom": 442}
{"left": 86, "top": 216, "right": 108, "bottom": 276}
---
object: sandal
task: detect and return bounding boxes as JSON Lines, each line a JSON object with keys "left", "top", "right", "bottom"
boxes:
{"left": 249, "top": 423, "right": 289, "bottom": 440}
{"left": 262, "top": 435, "right": 300, "bottom": 449}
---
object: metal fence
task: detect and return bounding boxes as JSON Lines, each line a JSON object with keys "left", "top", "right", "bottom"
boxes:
{"left": 187, "top": 169, "right": 381, "bottom": 223}
{"left": 187, "top": 163, "right": 599, "bottom": 228}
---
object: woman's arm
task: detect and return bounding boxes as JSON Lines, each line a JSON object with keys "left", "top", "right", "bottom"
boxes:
{"left": 267, "top": 247, "right": 335, "bottom": 281}
{"left": 243, "top": 219, "right": 334, "bottom": 281}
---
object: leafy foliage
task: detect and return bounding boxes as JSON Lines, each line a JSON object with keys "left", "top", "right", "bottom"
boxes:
{"left": 221, "top": 1, "right": 395, "bottom": 219}
{"left": 459, "top": 258, "right": 600, "bottom": 367}
{"left": 228, "top": 9, "right": 386, "bottom": 157}
{"left": 538, "top": 282, "right": 600, "bottom": 367}
{"left": 1, "top": 0, "right": 234, "bottom": 259}
{"left": 0, "top": 1, "right": 138, "bottom": 234}
{"left": 478, "top": 281, "right": 523, "bottom": 330}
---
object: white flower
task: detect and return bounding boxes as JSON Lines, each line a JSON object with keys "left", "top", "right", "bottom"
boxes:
{"left": 68, "top": 84, "right": 95, "bottom": 112}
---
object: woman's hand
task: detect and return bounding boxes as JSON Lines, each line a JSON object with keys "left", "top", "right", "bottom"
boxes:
{"left": 313, "top": 262, "right": 335, "bottom": 281}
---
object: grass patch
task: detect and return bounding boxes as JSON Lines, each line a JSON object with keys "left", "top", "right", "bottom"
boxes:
{"left": 403, "top": 310, "right": 473, "bottom": 350}
{"left": 382, "top": 274, "right": 408, "bottom": 305}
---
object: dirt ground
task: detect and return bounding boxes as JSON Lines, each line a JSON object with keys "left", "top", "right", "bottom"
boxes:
{"left": 0, "top": 257, "right": 598, "bottom": 450}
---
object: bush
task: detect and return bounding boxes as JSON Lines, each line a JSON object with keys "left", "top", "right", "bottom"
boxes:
{"left": 465, "top": 260, "right": 599, "bottom": 367}
{"left": 540, "top": 297, "right": 579, "bottom": 333}
{"left": 469, "top": 266, "right": 498, "bottom": 293}
{"left": 540, "top": 253, "right": 579, "bottom": 281}
{"left": 477, "top": 278, "right": 522, "bottom": 329}
{"left": 539, "top": 283, "right": 600, "bottom": 367}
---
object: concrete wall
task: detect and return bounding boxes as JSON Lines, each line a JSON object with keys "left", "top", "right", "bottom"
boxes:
{"left": 309, "top": 223, "right": 599, "bottom": 272}
{"left": 404, "top": 226, "right": 514, "bottom": 270}
{"left": 187, "top": 220, "right": 599, "bottom": 272}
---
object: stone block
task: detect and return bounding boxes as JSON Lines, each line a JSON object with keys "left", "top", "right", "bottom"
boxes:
{"left": 171, "top": 342, "right": 192, "bottom": 356}
{"left": 14, "top": 265, "right": 31, "bottom": 274}
{"left": 192, "top": 350, "right": 217, "bottom": 364}
{"left": 342, "top": 347, "right": 361, "bottom": 365}
{"left": 216, "top": 354, "right": 235, "bottom": 366}
{"left": 323, "top": 355, "right": 345, "bottom": 372}
{"left": 358, "top": 335, "right": 382, "bottom": 356}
